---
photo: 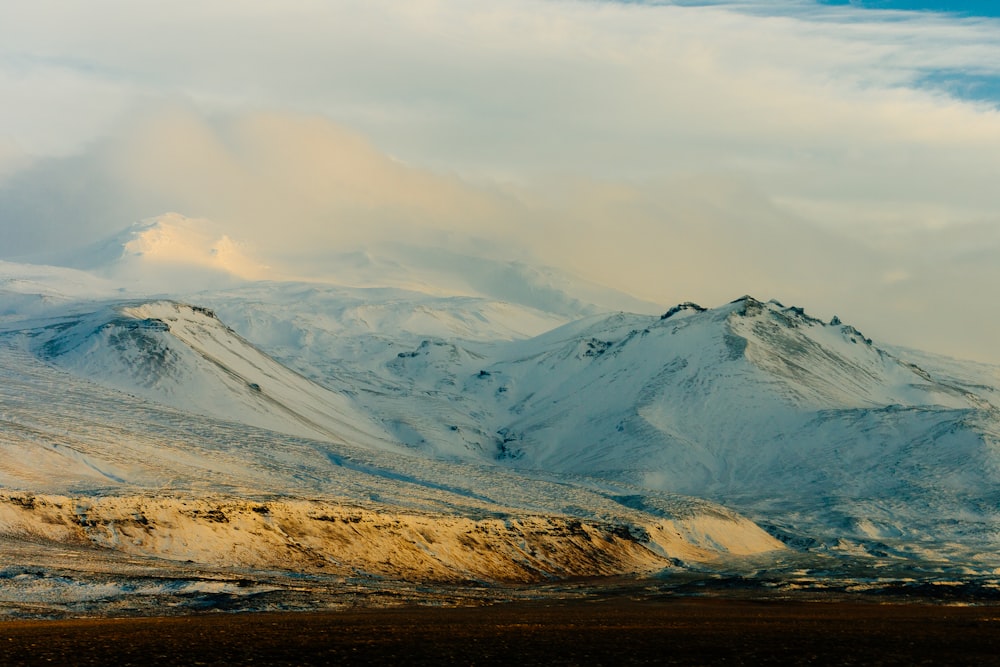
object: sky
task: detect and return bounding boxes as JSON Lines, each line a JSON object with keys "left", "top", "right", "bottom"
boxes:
{"left": 1, "top": 0, "right": 1000, "bottom": 362}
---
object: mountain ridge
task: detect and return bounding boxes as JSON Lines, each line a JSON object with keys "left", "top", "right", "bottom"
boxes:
{"left": 1, "top": 252, "right": 999, "bottom": 613}
{"left": 12, "top": 290, "right": 1000, "bottom": 571}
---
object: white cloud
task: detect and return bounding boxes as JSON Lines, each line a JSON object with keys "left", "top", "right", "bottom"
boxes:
{"left": 2, "top": 1, "right": 1000, "bottom": 362}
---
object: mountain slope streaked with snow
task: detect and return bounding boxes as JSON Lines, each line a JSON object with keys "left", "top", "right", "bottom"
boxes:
{"left": 0, "top": 329, "right": 781, "bottom": 594}
{"left": 193, "top": 292, "right": 998, "bottom": 568}
{"left": 387, "top": 296, "right": 1000, "bottom": 566}
{"left": 27, "top": 301, "right": 399, "bottom": 450}
{"left": 1, "top": 221, "right": 999, "bottom": 613}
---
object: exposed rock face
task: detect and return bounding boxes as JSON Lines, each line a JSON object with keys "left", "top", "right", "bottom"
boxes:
{"left": 660, "top": 302, "right": 707, "bottom": 320}
{"left": 0, "top": 493, "right": 782, "bottom": 584}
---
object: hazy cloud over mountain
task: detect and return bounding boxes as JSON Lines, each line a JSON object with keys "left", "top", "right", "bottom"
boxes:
{"left": 2, "top": 1, "right": 999, "bottom": 361}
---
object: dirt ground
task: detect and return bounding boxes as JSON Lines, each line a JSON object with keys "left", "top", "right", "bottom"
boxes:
{"left": 2, "top": 598, "right": 999, "bottom": 666}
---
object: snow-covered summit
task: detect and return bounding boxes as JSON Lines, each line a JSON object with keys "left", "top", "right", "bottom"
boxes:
{"left": 20, "top": 211, "right": 659, "bottom": 320}
{"left": 60, "top": 214, "right": 271, "bottom": 292}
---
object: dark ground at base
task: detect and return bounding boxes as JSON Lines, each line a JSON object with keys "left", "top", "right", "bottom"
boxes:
{"left": 2, "top": 598, "right": 999, "bottom": 666}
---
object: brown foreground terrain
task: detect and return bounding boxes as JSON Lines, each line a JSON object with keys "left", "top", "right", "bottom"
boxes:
{"left": 2, "top": 598, "right": 999, "bottom": 666}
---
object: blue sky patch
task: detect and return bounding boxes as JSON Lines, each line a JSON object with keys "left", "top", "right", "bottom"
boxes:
{"left": 816, "top": 1, "right": 1000, "bottom": 17}
{"left": 916, "top": 70, "right": 1000, "bottom": 106}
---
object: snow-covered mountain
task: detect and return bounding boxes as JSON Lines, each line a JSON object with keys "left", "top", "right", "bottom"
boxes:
{"left": 29, "top": 301, "right": 398, "bottom": 449}
{"left": 458, "top": 296, "right": 1000, "bottom": 564}
{"left": 2, "top": 219, "right": 999, "bottom": 614}
{"left": 48, "top": 213, "right": 273, "bottom": 291}
{"left": 0, "top": 310, "right": 782, "bottom": 603}
{"left": 26, "top": 213, "right": 658, "bottom": 317}
{"left": 192, "top": 291, "right": 1000, "bottom": 567}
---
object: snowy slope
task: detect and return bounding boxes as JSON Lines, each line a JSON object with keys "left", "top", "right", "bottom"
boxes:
{"left": 0, "top": 331, "right": 782, "bottom": 589}
{"left": 243, "top": 294, "right": 997, "bottom": 566}
{"left": 186, "top": 282, "right": 574, "bottom": 459}
{"left": 0, "top": 260, "right": 124, "bottom": 326}
{"left": 476, "top": 296, "right": 985, "bottom": 476}
{"left": 27, "top": 301, "right": 398, "bottom": 449}
{"left": 3, "top": 238, "right": 1000, "bottom": 599}
{"left": 475, "top": 299, "right": 1000, "bottom": 564}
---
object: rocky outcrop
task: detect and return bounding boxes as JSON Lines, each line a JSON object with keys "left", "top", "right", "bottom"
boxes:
{"left": 0, "top": 493, "right": 782, "bottom": 584}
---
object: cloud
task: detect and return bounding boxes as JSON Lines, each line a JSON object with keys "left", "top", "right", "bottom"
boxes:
{"left": 0, "top": 107, "right": 525, "bottom": 259}
{"left": 2, "top": 1, "right": 1000, "bottom": 361}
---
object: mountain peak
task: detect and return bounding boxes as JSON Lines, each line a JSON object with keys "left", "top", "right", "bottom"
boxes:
{"left": 659, "top": 301, "right": 707, "bottom": 320}
{"left": 65, "top": 214, "right": 273, "bottom": 293}
{"left": 116, "top": 214, "right": 268, "bottom": 278}
{"left": 722, "top": 295, "right": 830, "bottom": 327}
